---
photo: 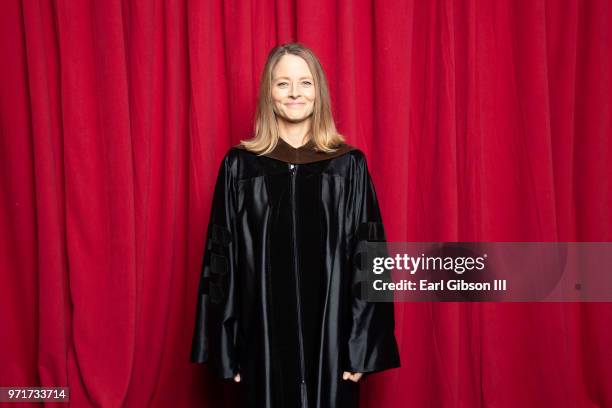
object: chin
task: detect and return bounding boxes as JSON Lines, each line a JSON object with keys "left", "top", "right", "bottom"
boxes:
{"left": 282, "top": 114, "right": 308, "bottom": 122}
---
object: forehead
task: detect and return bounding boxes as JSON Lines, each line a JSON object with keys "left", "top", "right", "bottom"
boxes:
{"left": 272, "top": 54, "right": 313, "bottom": 79}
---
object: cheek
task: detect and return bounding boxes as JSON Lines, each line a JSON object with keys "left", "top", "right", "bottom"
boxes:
{"left": 271, "top": 89, "right": 284, "bottom": 102}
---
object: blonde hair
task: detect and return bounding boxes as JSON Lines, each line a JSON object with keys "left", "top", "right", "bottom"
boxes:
{"left": 239, "top": 43, "right": 346, "bottom": 154}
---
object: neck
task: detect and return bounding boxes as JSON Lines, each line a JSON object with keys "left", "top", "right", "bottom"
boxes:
{"left": 277, "top": 118, "right": 312, "bottom": 147}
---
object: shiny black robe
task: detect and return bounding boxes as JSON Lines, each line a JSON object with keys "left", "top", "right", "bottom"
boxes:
{"left": 190, "top": 138, "right": 401, "bottom": 408}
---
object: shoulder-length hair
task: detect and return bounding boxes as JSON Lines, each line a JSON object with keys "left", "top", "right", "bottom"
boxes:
{"left": 239, "top": 42, "right": 346, "bottom": 154}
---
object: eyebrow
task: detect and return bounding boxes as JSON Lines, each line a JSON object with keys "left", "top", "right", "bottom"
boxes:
{"left": 274, "top": 76, "right": 313, "bottom": 81}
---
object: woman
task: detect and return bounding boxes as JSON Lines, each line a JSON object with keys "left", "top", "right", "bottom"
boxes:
{"left": 190, "top": 42, "right": 400, "bottom": 408}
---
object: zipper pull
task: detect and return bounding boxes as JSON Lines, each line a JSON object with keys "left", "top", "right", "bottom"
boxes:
{"left": 300, "top": 380, "right": 308, "bottom": 407}
{"left": 289, "top": 163, "right": 295, "bottom": 172}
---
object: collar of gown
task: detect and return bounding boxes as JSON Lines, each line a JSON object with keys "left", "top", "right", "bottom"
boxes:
{"left": 234, "top": 136, "right": 356, "bottom": 164}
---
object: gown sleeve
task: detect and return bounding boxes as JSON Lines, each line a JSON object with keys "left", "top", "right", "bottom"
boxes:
{"left": 190, "top": 152, "right": 240, "bottom": 380}
{"left": 345, "top": 151, "right": 401, "bottom": 375}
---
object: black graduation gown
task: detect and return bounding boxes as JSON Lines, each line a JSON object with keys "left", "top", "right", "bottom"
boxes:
{"left": 190, "top": 137, "right": 401, "bottom": 408}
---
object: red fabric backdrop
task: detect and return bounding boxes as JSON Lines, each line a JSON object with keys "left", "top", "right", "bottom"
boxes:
{"left": 1, "top": 0, "right": 610, "bottom": 407}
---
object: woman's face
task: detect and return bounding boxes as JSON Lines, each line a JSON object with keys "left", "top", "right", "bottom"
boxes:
{"left": 271, "top": 54, "right": 315, "bottom": 124}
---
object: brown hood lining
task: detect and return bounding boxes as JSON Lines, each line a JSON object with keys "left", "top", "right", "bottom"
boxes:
{"left": 234, "top": 137, "right": 356, "bottom": 164}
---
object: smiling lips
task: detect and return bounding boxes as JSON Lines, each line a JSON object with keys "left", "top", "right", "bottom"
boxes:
{"left": 286, "top": 103, "right": 305, "bottom": 108}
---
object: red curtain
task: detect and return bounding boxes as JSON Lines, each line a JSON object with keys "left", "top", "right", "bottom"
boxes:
{"left": 1, "top": 0, "right": 610, "bottom": 407}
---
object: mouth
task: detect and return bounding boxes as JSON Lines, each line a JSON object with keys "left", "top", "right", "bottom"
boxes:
{"left": 285, "top": 103, "right": 305, "bottom": 108}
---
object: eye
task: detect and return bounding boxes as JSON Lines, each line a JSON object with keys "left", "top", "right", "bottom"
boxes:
{"left": 277, "top": 82, "right": 288, "bottom": 87}
{"left": 302, "top": 81, "right": 312, "bottom": 86}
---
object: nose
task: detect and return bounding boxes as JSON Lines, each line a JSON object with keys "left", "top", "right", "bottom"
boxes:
{"left": 290, "top": 82, "right": 300, "bottom": 98}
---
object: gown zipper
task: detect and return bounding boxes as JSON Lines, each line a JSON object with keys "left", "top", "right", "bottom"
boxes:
{"left": 289, "top": 162, "right": 308, "bottom": 408}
